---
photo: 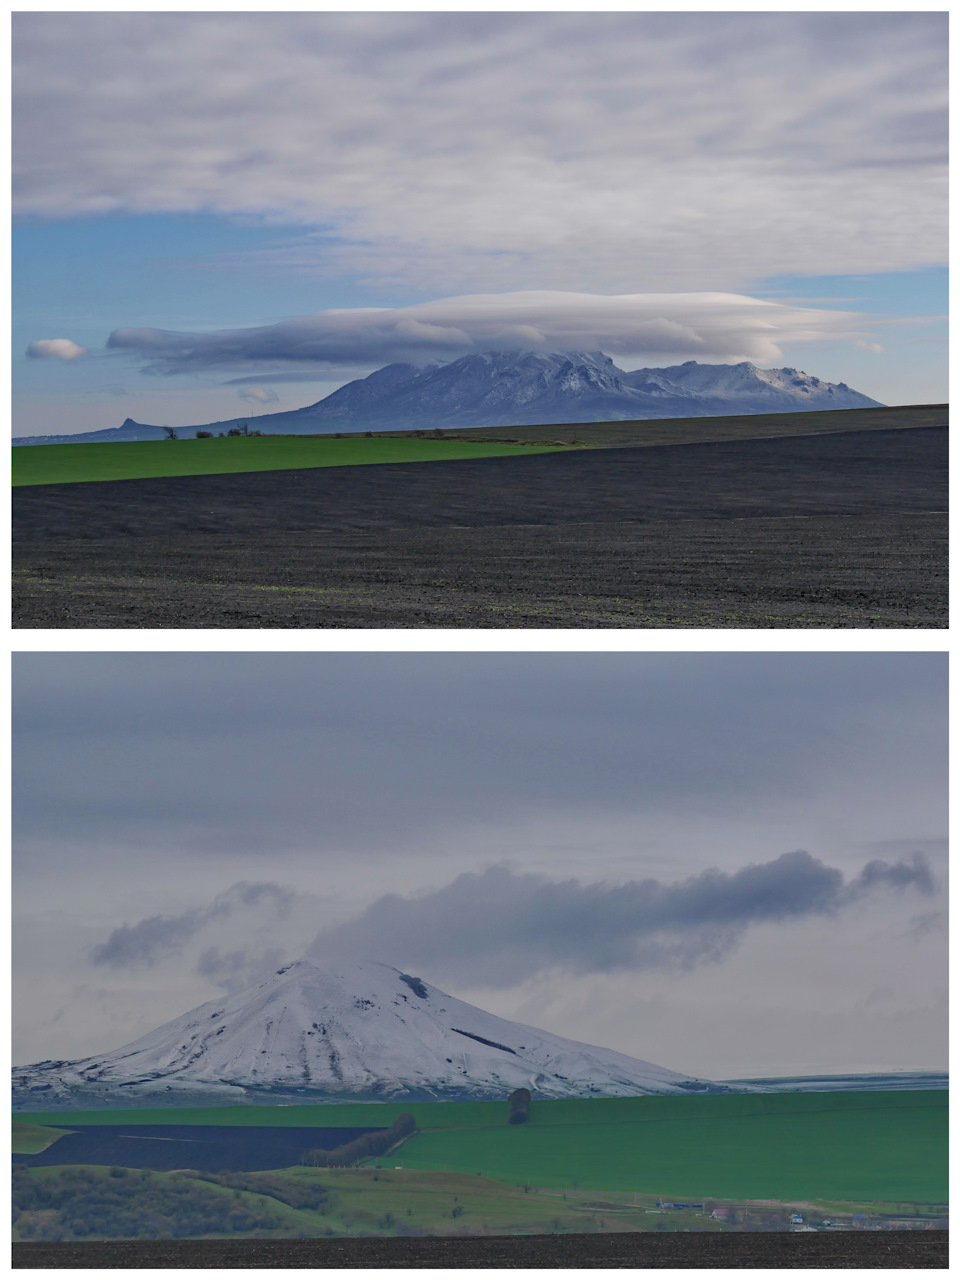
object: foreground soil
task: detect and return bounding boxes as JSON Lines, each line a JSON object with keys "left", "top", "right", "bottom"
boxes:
{"left": 12, "top": 1230, "right": 948, "bottom": 1268}
{"left": 13, "top": 425, "right": 947, "bottom": 629}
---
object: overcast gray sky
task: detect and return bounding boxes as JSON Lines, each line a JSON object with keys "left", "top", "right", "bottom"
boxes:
{"left": 13, "top": 652, "right": 946, "bottom": 1080}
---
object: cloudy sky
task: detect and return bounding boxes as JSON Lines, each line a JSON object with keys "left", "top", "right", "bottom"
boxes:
{"left": 14, "top": 11, "right": 946, "bottom": 436}
{"left": 13, "top": 652, "right": 947, "bottom": 1081}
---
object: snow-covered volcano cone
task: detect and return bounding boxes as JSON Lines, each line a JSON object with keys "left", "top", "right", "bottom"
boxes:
{"left": 14, "top": 958, "right": 720, "bottom": 1110}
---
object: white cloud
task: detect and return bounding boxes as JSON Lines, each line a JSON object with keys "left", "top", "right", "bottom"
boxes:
{"left": 237, "top": 384, "right": 279, "bottom": 404}
{"left": 26, "top": 338, "right": 88, "bottom": 361}
{"left": 855, "top": 339, "right": 886, "bottom": 353}
{"left": 13, "top": 13, "right": 947, "bottom": 292}
{"left": 107, "top": 289, "right": 871, "bottom": 373}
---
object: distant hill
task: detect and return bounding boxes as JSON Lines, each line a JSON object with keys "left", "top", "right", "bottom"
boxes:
{"left": 13, "top": 352, "right": 883, "bottom": 445}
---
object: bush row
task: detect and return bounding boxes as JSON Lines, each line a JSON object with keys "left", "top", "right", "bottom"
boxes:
{"left": 301, "top": 1112, "right": 416, "bottom": 1167}
{"left": 197, "top": 1170, "right": 330, "bottom": 1211}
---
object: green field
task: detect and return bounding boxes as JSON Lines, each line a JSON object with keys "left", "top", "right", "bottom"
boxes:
{"left": 18, "top": 1090, "right": 946, "bottom": 1206}
{"left": 12, "top": 435, "right": 567, "bottom": 486}
{"left": 394, "top": 1092, "right": 946, "bottom": 1204}
{"left": 17, "top": 1097, "right": 513, "bottom": 1131}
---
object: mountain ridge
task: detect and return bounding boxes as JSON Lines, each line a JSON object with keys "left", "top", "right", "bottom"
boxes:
{"left": 13, "top": 352, "right": 882, "bottom": 445}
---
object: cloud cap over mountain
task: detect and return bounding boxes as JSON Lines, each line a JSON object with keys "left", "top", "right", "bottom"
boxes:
{"left": 107, "top": 290, "right": 870, "bottom": 374}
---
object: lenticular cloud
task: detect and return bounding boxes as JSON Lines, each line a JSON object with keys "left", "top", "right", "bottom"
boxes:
{"left": 106, "top": 290, "right": 869, "bottom": 374}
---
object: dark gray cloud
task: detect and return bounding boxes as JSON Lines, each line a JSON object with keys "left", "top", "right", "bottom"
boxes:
{"left": 309, "top": 852, "right": 936, "bottom": 986}
{"left": 90, "top": 881, "right": 297, "bottom": 969}
{"left": 105, "top": 292, "right": 867, "bottom": 373}
{"left": 847, "top": 853, "right": 935, "bottom": 899}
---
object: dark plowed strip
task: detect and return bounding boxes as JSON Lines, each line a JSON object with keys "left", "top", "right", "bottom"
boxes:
{"left": 11, "top": 1230, "right": 949, "bottom": 1268}
{"left": 13, "top": 1125, "right": 383, "bottom": 1173}
{"left": 13, "top": 427, "right": 947, "bottom": 540}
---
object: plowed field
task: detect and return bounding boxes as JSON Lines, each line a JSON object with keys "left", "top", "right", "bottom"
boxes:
{"left": 12, "top": 1229, "right": 949, "bottom": 1268}
{"left": 13, "top": 423, "right": 947, "bottom": 628}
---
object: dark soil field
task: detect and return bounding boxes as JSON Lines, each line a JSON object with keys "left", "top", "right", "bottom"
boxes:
{"left": 13, "top": 1124, "right": 381, "bottom": 1173}
{"left": 13, "top": 420, "right": 947, "bottom": 628}
{"left": 12, "top": 1229, "right": 949, "bottom": 1268}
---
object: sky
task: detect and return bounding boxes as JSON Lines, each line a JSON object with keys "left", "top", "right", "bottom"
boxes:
{"left": 13, "top": 11, "right": 947, "bottom": 437}
{"left": 13, "top": 652, "right": 947, "bottom": 1081}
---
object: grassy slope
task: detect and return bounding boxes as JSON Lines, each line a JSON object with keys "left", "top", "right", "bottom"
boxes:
{"left": 11, "top": 1163, "right": 941, "bottom": 1243}
{"left": 12, "top": 1118, "right": 74, "bottom": 1154}
{"left": 17, "top": 1091, "right": 945, "bottom": 1205}
{"left": 12, "top": 1165, "right": 322, "bottom": 1241}
{"left": 12, "top": 1165, "right": 628, "bottom": 1241}
{"left": 12, "top": 436, "right": 566, "bottom": 487}
{"left": 272, "top": 1167, "right": 641, "bottom": 1236}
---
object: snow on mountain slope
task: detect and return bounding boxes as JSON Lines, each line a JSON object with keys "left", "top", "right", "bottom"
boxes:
{"left": 12, "top": 354, "right": 883, "bottom": 444}
{"left": 13, "top": 960, "right": 719, "bottom": 1110}
{"left": 621, "top": 360, "right": 880, "bottom": 411}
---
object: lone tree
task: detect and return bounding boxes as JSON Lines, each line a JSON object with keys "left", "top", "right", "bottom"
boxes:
{"left": 508, "top": 1087, "right": 531, "bottom": 1125}
{"left": 161, "top": 426, "right": 178, "bottom": 440}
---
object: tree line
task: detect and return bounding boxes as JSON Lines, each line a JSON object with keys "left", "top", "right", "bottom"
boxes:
{"left": 301, "top": 1113, "right": 417, "bottom": 1167}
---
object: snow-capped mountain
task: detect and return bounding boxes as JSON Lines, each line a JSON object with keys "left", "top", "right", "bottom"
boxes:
{"left": 13, "top": 959, "right": 721, "bottom": 1111}
{"left": 12, "top": 353, "right": 882, "bottom": 444}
